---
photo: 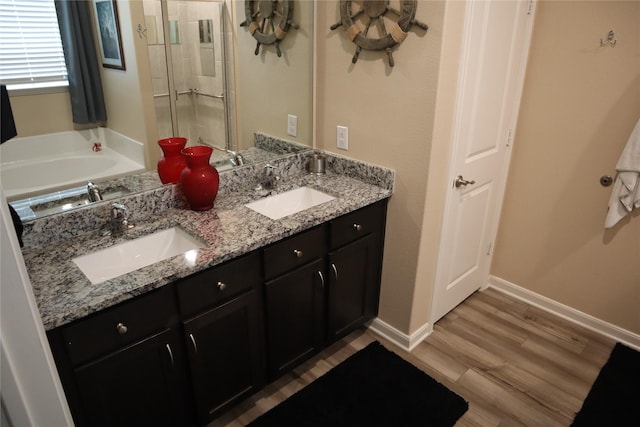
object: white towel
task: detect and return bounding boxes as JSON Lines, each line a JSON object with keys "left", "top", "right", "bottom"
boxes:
{"left": 605, "top": 118, "right": 640, "bottom": 228}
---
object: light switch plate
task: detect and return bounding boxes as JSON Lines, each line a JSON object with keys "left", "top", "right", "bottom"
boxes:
{"left": 337, "top": 125, "right": 348, "bottom": 150}
{"left": 287, "top": 114, "right": 297, "bottom": 137}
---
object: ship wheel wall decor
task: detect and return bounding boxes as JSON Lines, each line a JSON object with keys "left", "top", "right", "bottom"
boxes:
{"left": 240, "top": 0, "right": 299, "bottom": 57}
{"left": 330, "top": 0, "right": 428, "bottom": 67}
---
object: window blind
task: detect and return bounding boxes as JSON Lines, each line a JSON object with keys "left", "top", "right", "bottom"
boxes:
{"left": 0, "top": 0, "right": 68, "bottom": 88}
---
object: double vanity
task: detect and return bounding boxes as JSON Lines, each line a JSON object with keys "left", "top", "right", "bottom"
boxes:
{"left": 22, "top": 149, "right": 393, "bottom": 426}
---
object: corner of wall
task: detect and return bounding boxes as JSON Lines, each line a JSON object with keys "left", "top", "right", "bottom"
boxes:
{"left": 409, "top": 0, "right": 467, "bottom": 333}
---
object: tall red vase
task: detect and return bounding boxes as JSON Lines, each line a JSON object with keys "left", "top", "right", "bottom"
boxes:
{"left": 157, "top": 137, "right": 188, "bottom": 184}
{"left": 180, "top": 146, "right": 219, "bottom": 211}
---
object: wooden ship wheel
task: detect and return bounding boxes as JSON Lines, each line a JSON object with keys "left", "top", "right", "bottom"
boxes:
{"left": 330, "top": 0, "right": 428, "bottom": 67}
{"left": 240, "top": 0, "right": 299, "bottom": 57}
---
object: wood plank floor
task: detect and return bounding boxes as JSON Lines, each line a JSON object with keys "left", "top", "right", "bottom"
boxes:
{"left": 208, "top": 288, "right": 616, "bottom": 426}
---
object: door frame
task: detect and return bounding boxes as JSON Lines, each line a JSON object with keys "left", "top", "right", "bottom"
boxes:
{"left": 428, "top": 0, "right": 537, "bottom": 329}
{"left": 1, "top": 187, "right": 74, "bottom": 426}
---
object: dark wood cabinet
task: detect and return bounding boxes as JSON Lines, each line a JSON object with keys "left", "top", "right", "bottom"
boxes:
{"left": 263, "top": 225, "right": 326, "bottom": 280}
{"left": 327, "top": 201, "right": 386, "bottom": 342}
{"left": 262, "top": 225, "right": 327, "bottom": 379}
{"left": 262, "top": 200, "right": 387, "bottom": 376}
{"left": 264, "top": 258, "right": 326, "bottom": 379}
{"left": 48, "top": 286, "right": 194, "bottom": 427}
{"left": 176, "top": 252, "right": 265, "bottom": 425}
{"left": 328, "top": 234, "right": 376, "bottom": 340}
{"left": 48, "top": 199, "right": 388, "bottom": 426}
{"left": 73, "top": 328, "right": 192, "bottom": 427}
{"left": 183, "top": 292, "right": 265, "bottom": 423}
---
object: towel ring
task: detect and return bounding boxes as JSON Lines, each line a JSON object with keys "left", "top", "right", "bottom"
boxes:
{"left": 600, "top": 175, "right": 613, "bottom": 187}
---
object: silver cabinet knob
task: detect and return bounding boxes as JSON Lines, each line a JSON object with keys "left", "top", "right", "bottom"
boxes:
{"left": 293, "top": 249, "right": 303, "bottom": 258}
{"left": 455, "top": 175, "right": 476, "bottom": 188}
{"left": 353, "top": 223, "right": 362, "bottom": 232}
{"left": 217, "top": 281, "right": 227, "bottom": 291}
{"left": 116, "top": 323, "right": 128, "bottom": 335}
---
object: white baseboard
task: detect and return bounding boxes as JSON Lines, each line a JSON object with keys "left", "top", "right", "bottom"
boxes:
{"left": 368, "top": 318, "right": 431, "bottom": 352}
{"left": 488, "top": 275, "right": 640, "bottom": 351}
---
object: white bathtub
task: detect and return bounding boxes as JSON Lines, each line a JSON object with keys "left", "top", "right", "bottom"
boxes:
{"left": 0, "top": 128, "right": 145, "bottom": 201}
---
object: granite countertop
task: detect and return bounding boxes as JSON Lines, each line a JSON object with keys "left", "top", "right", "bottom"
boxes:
{"left": 23, "top": 167, "right": 393, "bottom": 331}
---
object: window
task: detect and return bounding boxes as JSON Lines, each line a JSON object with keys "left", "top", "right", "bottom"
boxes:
{"left": 0, "top": 0, "right": 68, "bottom": 90}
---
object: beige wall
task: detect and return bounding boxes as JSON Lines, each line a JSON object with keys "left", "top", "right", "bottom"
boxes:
{"left": 103, "top": 0, "right": 157, "bottom": 167}
{"left": 8, "top": 91, "right": 75, "bottom": 137}
{"left": 233, "top": 0, "right": 314, "bottom": 148}
{"left": 492, "top": 0, "right": 640, "bottom": 334}
{"left": 316, "top": 1, "right": 450, "bottom": 334}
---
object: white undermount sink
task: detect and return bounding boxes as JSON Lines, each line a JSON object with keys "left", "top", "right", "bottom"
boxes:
{"left": 245, "top": 186, "right": 335, "bottom": 220}
{"left": 73, "top": 227, "right": 204, "bottom": 284}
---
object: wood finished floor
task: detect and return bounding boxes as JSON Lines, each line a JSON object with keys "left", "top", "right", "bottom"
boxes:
{"left": 208, "top": 288, "right": 616, "bottom": 427}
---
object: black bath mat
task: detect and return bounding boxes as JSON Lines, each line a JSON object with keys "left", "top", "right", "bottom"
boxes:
{"left": 248, "top": 341, "right": 468, "bottom": 427}
{"left": 571, "top": 343, "right": 640, "bottom": 426}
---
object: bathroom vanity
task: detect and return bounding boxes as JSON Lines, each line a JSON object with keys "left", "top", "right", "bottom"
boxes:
{"left": 25, "top": 151, "right": 393, "bottom": 426}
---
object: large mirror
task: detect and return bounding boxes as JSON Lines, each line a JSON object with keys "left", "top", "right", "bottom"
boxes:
{"left": 2, "top": 0, "right": 313, "bottom": 221}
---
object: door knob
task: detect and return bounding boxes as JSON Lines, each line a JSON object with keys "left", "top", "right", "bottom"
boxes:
{"left": 454, "top": 175, "right": 476, "bottom": 188}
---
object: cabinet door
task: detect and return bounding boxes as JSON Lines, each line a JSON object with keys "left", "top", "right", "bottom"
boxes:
{"left": 73, "top": 328, "right": 193, "bottom": 427}
{"left": 265, "top": 258, "right": 325, "bottom": 379}
{"left": 328, "top": 234, "right": 380, "bottom": 342}
{"left": 183, "top": 291, "right": 265, "bottom": 425}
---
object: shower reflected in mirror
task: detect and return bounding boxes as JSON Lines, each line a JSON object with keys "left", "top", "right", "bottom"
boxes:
{"left": 143, "top": 0, "right": 230, "bottom": 154}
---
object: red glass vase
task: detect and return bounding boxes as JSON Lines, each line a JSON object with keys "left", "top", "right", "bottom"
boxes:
{"left": 157, "top": 137, "right": 188, "bottom": 184}
{"left": 180, "top": 146, "right": 219, "bottom": 211}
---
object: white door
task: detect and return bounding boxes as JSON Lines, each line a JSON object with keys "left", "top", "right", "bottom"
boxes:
{"left": 430, "top": 0, "right": 535, "bottom": 322}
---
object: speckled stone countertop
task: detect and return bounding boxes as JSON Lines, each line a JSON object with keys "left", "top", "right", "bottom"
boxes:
{"left": 22, "top": 151, "right": 394, "bottom": 331}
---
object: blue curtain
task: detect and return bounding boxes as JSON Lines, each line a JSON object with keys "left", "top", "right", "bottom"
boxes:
{"left": 1, "top": 85, "right": 17, "bottom": 143}
{"left": 55, "top": 0, "right": 107, "bottom": 124}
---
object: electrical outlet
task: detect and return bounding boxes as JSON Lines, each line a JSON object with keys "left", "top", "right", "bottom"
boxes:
{"left": 287, "top": 114, "right": 297, "bottom": 137}
{"left": 337, "top": 125, "right": 348, "bottom": 150}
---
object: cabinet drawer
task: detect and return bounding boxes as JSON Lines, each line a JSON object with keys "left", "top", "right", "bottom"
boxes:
{"left": 177, "top": 252, "right": 262, "bottom": 317}
{"left": 264, "top": 226, "right": 326, "bottom": 280}
{"left": 330, "top": 201, "right": 386, "bottom": 249}
{"left": 62, "top": 286, "right": 175, "bottom": 366}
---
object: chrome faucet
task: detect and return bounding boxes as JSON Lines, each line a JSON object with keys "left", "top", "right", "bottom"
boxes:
{"left": 228, "top": 150, "right": 245, "bottom": 167}
{"left": 87, "top": 181, "right": 103, "bottom": 202}
{"left": 257, "top": 163, "right": 280, "bottom": 192}
{"left": 196, "top": 137, "right": 244, "bottom": 167}
{"left": 104, "top": 202, "right": 134, "bottom": 235}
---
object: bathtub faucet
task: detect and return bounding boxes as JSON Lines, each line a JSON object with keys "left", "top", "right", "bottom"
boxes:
{"left": 87, "top": 181, "right": 103, "bottom": 202}
{"left": 104, "top": 202, "right": 134, "bottom": 236}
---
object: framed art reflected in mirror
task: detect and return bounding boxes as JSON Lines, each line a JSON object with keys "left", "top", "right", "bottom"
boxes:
{"left": 93, "top": 0, "right": 126, "bottom": 70}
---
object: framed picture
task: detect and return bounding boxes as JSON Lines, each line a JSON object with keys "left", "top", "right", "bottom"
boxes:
{"left": 93, "top": 0, "right": 126, "bottom": 70}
